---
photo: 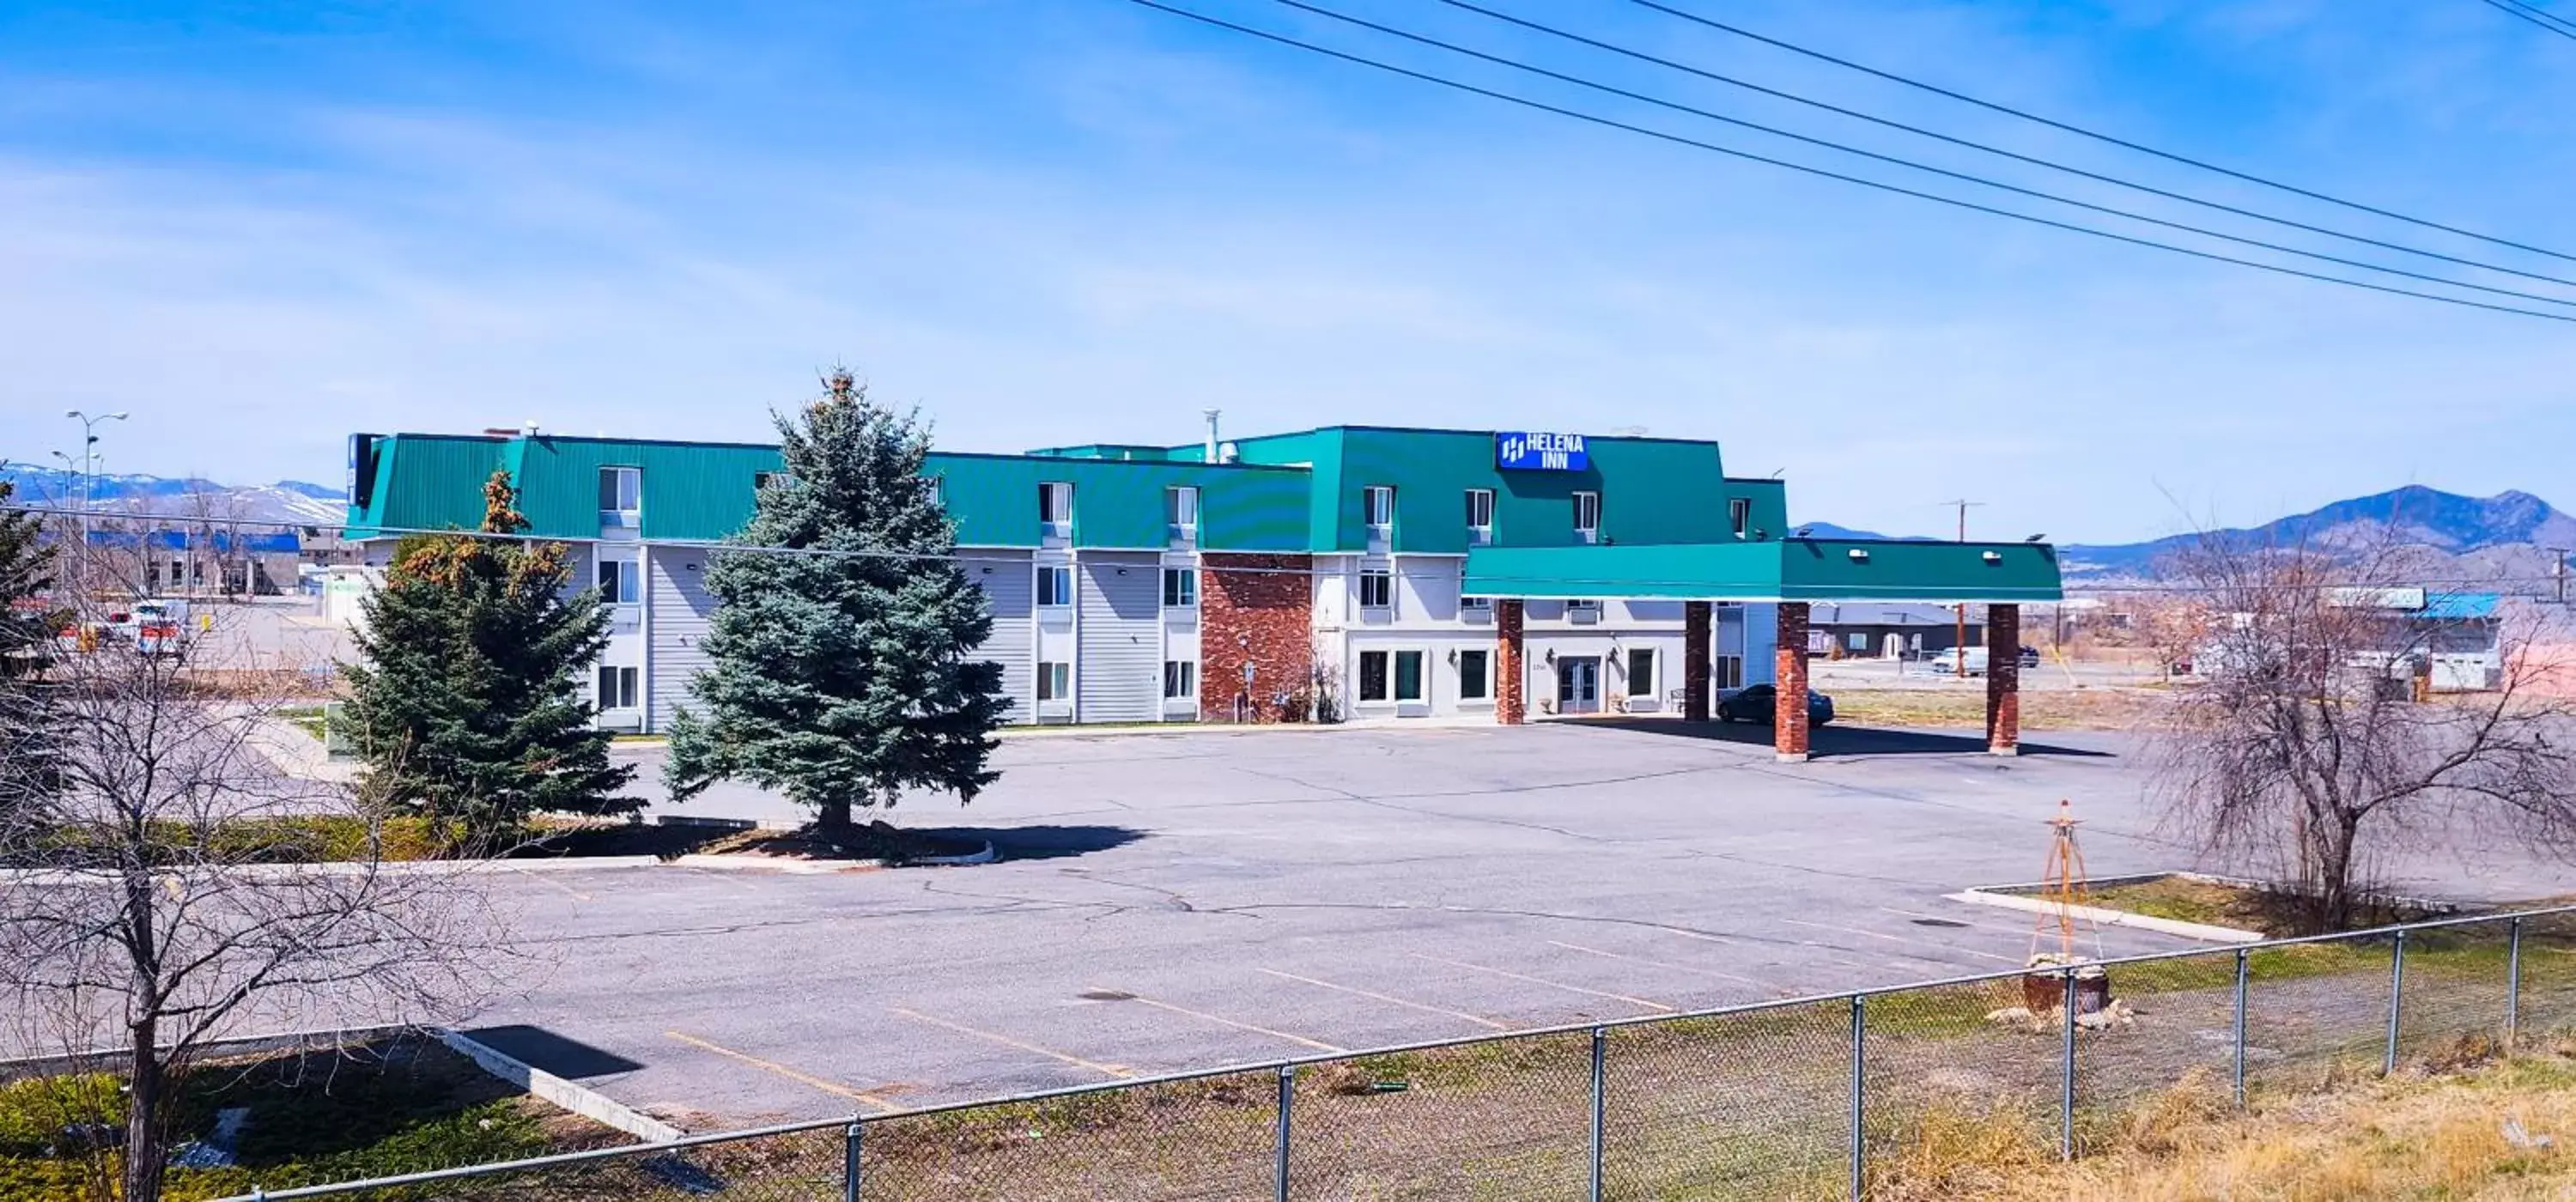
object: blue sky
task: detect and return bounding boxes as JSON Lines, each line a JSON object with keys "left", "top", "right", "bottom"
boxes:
{"left": 2, "top": 0, "right": 2571, "bottom": 542}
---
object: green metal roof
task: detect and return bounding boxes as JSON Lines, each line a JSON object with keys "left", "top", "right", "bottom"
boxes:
{"left": 1463, "top": 539, "right": 2063, "bottom": 603}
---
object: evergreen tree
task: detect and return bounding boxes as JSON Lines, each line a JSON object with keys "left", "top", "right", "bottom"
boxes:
{"left": 343, "top": 470, "right": 635, "bottom": 836}
{"left": 665, "top": 370, "right": 1005, "bottom": 828}
{"left": 0, "top": 481, "right": 61, "bottom": 808}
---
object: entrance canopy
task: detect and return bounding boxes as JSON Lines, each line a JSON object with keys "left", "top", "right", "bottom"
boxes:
{"left": 1462, "top": 538, "right": 2063, "bottom": 604}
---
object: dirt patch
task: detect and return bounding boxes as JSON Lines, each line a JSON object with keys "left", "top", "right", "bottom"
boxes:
{"left": 1828, "top": 688, "right": 2169, "bottom": 732}
{"left": 696, "top": 820, "right": 987, "bottom": 864}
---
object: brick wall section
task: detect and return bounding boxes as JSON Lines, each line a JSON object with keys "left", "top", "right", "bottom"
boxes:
{"left": 1495, "top": 599, "right": 1526, "bottom": 725}
{"left": 1200, "top": 553, "right": 1313, "bottom": 723}
{"left": 1683, "top": 601, "right": 1711, "bottom": 721}
{"left": 1775, "top": 602, "right": 1811, "bottom": 760}
{"left": 1985, "top": 603, "right": 2021, "bottom": 754}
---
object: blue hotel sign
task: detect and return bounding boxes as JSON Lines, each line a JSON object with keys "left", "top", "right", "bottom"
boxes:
{"left": 1494, "top": 431, "right": 1589, "bottom": 471}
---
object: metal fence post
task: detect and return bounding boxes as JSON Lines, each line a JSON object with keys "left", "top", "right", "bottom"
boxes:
{"left": 2059, "top": 966, "right": 2077, "bottom": 1163}
{"left": 2385, "top": 929, "right": 2408, "bottom": 1077}
{"left": 843, "top": 1118, "right": 863, "bottom": 1202}
{"left": 1589, "top": 1026, "right": 1607, "bottom": 1202}
{"left": 2231, "top": 947, "right": 2250, "bottom": 1110}
{"left": 2507, "top": 916, "right": 2524, "bottom": 1054}
{"left": 1274, "top": 1065, "right": 1293, "bottom": 1202}
{"left": 1848, "top": 994, "right": 1865, "bottom": 1202}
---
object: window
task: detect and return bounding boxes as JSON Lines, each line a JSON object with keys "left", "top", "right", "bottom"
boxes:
{"left": 1465, "top": 489, "right": 1494, "bottom": 543}
{"left": 598, "top": 466, "right": 641, "bottom": 522}
{"left": 1459, "top": 563, "right": 1490, "bottom": 613}
{"left": 1163, "top": 660, "right": 1197, "bottom": 699}
{"left": 1847, "top": 632, "right": 1869, "bottom": 652}
{"left": 1394, "top": 650, "right": 1425, "bottom": 702}
{"left": 1163, "top": 567, "right": 1197, "bottom": 609}
{"left": 1572, "top": 491, "right": 1601, "bottom": 542}
{"left": 1568, "top": 598, "right": 1601, "bottom": 618}
{"left": 926, "top": 477, "right": 944, "bottom": 507}
{"left": 1728, "top": 496, "right": 1752, "bottom": 539}
{"left": 1037, "top": 564, "right": 1073, "bottom": 607}
{"left": 1038, "top": 482, "right": 1072, "bottom": 527}
{"left": 754, "top": 470, "right": 793, "bottom": 495}
{"left": 1364, "top": 485, "right": 1395, "bottom": 531}
{"left": 1165, "top": 486, "right": 1198, "bottom": 534}
{"left": 1359, "top": 568, "right": 1393, "bottom": 610}
{"left": 1627, "top": 647, "right": 1656, "bottom": 696}
{"left": 1714, "top": 655, "right": 1745, "bottom": 689}
{"left": 1037, "top": 661, "right": 1071, "bottom": 701}
{"left": 595, "top": 665, "right": 638, "bottom": 711}
{"left": 1459, "top": 648, "right": 1490, "bottom": 700}
{"left": 596, "top": 557, "right": 639, "bottom": 604}
{"left": 1357, "top": 651, "right": 1390, "bottom": 702}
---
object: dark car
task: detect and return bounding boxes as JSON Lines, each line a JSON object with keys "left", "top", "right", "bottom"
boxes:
{"left": 1715, "top": 683, "right": 1835, "bottom": 726}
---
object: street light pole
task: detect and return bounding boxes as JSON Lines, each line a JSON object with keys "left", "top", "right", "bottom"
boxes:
{"left": 63, "top": 410, "right": 129, "bottom": 592}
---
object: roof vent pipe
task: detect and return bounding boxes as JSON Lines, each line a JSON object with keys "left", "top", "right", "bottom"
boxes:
{"left": 523, "top": 420, "right": 539, "bottom": 437}
{"left": 1201, "top": 409, "right": 1222, "bottom": 464}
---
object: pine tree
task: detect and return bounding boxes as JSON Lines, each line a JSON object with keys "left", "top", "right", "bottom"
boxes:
{"left": 0, "top": 481, "right": 62, "bottom": 808}
{"left": 665, "top": 370, "right": 1005, "bottom": 828}
{"left": 343, "top": 470, "right": 635, "bottom": 836}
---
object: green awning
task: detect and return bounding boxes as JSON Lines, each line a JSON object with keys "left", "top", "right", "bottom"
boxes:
{"left": 1462, "top": 539, "right": 2063, "bottom": 604}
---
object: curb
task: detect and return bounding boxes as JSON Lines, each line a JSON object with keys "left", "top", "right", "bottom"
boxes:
{"left": 1944, "top": 889, "right": 2264, "bottom": 944}
{"left": 437, "top": 1028, "right": 686, "bottom": 1142}
{"left": 0, "top": 1024, "right": 412, "bottom": 1082}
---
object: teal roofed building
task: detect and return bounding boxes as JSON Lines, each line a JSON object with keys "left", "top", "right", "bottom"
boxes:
{"left": 343, "top": 422, "right": 2058, "bottom": 756}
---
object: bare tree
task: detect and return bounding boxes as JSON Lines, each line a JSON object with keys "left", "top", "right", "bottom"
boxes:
{"left": 0, "top": 602, "right": 511, "bottom": 1202}
{"left": 2150, "top": 529, "right": 2576, "bottom": 932}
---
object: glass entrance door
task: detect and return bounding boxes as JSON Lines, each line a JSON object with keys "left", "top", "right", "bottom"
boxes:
{"left": 1556, "top": 656, "right": 1601, "bottom": 714}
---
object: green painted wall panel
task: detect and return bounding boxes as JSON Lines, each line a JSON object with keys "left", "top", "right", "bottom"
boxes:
{"left": 355, "top": 435, "right": 505, "bottom": 534}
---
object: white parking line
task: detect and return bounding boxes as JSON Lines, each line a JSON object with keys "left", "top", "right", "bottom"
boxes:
{"left": 1543, "top": 940, "right": 1771, "bottom": 989}
{"left": 1256, "top": 968, "right": 1510, "bottom": 1030}
{"left": 1103, "top": 988, "right": 1347, "bottom": 1053}
{"left": 1778, "top": 918, "right": 2021, "bottom": 965}
{"left": 888, "top": 1007, "right": 1133, "bottom": 1078}
{"left": 1409, "top": 953, "right": 1675, "bottom": 1012}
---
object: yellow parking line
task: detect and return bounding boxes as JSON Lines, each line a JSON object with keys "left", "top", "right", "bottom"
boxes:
{"left": 1256, "top": 968, "right": 1510, "bottom": 1031}
{"left": 1100, "top": 988, "right": 1346, "bottom": 1053}
{"left": 1409, "top": 953, "right": 1674, "bottom": 1012}
{"left": 665, "top": 1031, "right": 902, "bottom": 1113}
{"left": 888, "top": 1007, "right": 1133, "bottom": 1078}
{"left": 1542, "top": 940, "right": 1769, "bottom": 988}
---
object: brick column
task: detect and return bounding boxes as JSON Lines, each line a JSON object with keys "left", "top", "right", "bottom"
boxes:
{"left": 1683, "top": 600, "right": 1712, "bottom": 720}
{"left": 1495, "top": 599, "right": 1527, "bottom": 725}
{"left": 1985, "top": 603, "right": 2021, "bottom": 756}
{"left": 1775, "top": 602, "right": 1811, "bottom": 762}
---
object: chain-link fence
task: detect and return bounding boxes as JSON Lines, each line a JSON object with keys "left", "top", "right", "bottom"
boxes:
{"left": 218, "top": 904, "right": 2576, "bottom": 1202}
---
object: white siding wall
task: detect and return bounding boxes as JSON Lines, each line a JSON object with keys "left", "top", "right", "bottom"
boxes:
{"left": 968, "top": 550, "right": 1036, "bottom": 725}
{"left": 1077, "top": 552, "right": 1162, "bottom": 723}
{"left": 646, "top": 545, "right": 718, "bottom": 732}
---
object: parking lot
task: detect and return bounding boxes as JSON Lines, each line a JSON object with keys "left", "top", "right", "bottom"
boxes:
{"left": 465, "top": 719, "right": 2561, "bottom": 1131}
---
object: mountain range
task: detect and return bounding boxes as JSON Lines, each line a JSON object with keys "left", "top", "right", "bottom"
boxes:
{"left": 1817, "top": 486, "right": 2572, "bottom": 584}
{"left": 0, "top": 468, "right": 347, "bottom": 528}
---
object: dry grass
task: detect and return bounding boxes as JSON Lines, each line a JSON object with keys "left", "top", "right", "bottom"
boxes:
{"left": 1879, "top": 1044, "right": 2576, "bottom": 1202}
{"left": 1828, "top": 687, "right": 2170, "bottom": 731}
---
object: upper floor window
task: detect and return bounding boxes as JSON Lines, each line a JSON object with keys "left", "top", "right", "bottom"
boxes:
{"left": 1039, "top": 482, "right": 1073, "bottom": 530}
{"left": 926, "top": 476, "right": 945, "bottom": 507}
{"left": 1465, "top": 489, "right": 1494, "bottom": 544}
{"left": 1460, "top": 563, "right": 1491, "bottom": 613}
{"left": 1162, "top": 567, "right": 1198, "bottom": 609}
{"left": 1363, "top": 486, "right": 1395, "bottom": 532}
{"left": 1358, "top": 568, "right": 1394, "bottom": 610}
{"left": 1037, "top": 564, "right": 1074, "bottom": 608}
{"left": 1728, "top": 497, "right": 1752, "bottom": 539}
{"left": 595, "top": 556, "right": 639, "bottom": 604}
{"left": 1572, "top": 491, "right": 1601, "bottom": 543}
{"left": 1166, "top": 486, "right": 1199, "bottom": 537}
{"left": 598, "top": 466, "right": 641, "bottom": 525}
{"left": 753, "top": 470, "right": 793, "bottom": 495}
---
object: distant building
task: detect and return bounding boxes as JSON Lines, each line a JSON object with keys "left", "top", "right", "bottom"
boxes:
{"left": 1805, "top": 602, "right": 1983, "bottom": 659}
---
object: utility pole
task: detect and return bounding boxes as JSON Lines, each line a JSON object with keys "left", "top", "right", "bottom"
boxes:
{"left": 2548, "top": 548, "right": 2570, "bottom": 607}
{"left": 62, "top": 410, "right": 129, "bottom": 593}
{"left": 1939, "top": 499, "right": 1985, "bottom": 678}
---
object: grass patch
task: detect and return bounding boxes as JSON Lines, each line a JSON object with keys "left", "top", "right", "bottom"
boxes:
{"left": 1826, "top": 688, "right": 2167, "bottom": 732}
{"left": 2084, "top": 876, "right": 2446, "bottom": 939}
{"left": 0, "top": 1037, "right": 623, "bottom": 1202}
{"left": 276, "top": 704, "right": 328, "bottom": 743}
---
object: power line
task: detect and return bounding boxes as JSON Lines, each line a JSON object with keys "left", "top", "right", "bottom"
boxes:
{"left": 8, "top": 503, "right": 2570, "bottom": 597}
{"left": 1425, "top": 0, "right": 2576, "bottom": 292}
{"left": 2480, "top": 0, "right": 2576, "bottom": 40}
{"left": 1125, "top": 0, "right": 2576, "bottom": 324}
{"left": 1629, "top": 0, "right": 2576, "bottom": 265}
{"left": 1249, "top": 0, "right": 2576, "bottom": 311}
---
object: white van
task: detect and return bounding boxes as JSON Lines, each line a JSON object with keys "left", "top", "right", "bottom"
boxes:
{"left": 1918, "top": 646, "right": 1989, "bottom": 677}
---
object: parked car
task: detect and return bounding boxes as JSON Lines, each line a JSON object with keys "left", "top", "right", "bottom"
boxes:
{"left": 1716, "top": 683, "right": 1835, "bottom": 726}
{"left": 1919, "top": 647, "right": 1987, "bottom": 677}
